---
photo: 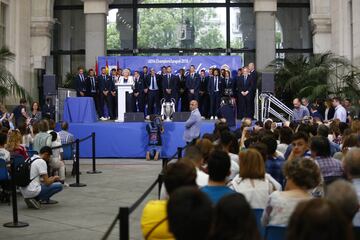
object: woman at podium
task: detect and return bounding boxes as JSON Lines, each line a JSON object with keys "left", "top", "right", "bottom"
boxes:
{"left": 118, "top": 68, "right": 134, "bottom": 113}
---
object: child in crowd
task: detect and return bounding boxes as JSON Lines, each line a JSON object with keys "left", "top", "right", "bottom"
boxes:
{"left": 146, "top": 115, "right": 164, "bottom": 161}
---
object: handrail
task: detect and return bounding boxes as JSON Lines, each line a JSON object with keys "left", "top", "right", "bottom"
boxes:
{"left": 259, "top": 92, "right": 293, "bottom": 122}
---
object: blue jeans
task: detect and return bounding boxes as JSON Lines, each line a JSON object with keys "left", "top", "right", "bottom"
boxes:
{"left": 36, "top": 182, "right": 63, "bottom": 201}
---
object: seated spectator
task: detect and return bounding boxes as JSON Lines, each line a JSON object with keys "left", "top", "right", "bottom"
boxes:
{"left": 285, "top": 131, "right": 311, "bottom": 161}
{"left": 333, "top": 134, "right": 360, "bottom": 160}
{"left": 0, "top": 132, "right": 10, "bottom": 166}
{"left": 229, "top": 149, "right": 281, "bottom": 209}
{"left": 49, "top": 131, "right": 66, "bottom": 186}
{"left": 310, "top": 136, "right": 344, "bottom": 184}
{"left": 6, "top": 129, "right": 29, "bottom": 160}
{"left": 183, "top": 146, "right": 209, "bottom": 187}
{"left": 33, "top": 119, "right": 52, "bottom": 153}
{"left": 195, "top": 138, "right": 214, "bottom": 168}
{"left": 342, "top": 147, "right": 360, "bottom": 225}
{"left": 325, "top": 180, "right": 359, "bottom": 224}
{"left": 211, "top": 192, "right": 261, "bottom": 240}
{"left": 20, "top": 146, "right": 63, "bottom": 209}
{"left": 141, "top": 162, "right": 197, "bottom": 240}
{"left": 201, "top": 150, "right": 236, "bottom": 204}
{"left": 351, "top": 119, "right": 360, "bottom": 135}
{"left": 262, "top": 157, "right": 321, "bottom": 226}
{"left": 317, "top": 124, "right": 340, "bottom": 157}
{"left": 261, "top": 136, "right": 285, "bottom": 186}
{"left": 0, "top": 104, "right": 14, "bottom": 129}
{"left": 18, "top": 123, "right": 34, "bottom": 149}
{"left": 286, "top": 199, "right": 354, "bottom": 240}
{"left": 167, "top": 186, "right": 213, "bottom": 240}
{"left": 219, "top": 131, "right": 239, "bottom": 180}
{"left": 277, "top": 127, "right": 293, "bottom": 156}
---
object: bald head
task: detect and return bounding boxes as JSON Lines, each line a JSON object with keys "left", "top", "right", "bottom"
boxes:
{"left": 248, "top": 62, "right": 255, "bottom": 71}
{"left": 343, "top": 147, "right": 360, "bottom": 179}
{"left": 189, "top": 100, "right": 198, "bottom": 111}
{"left": 293, "top": 98, "right": 301, "bottom": 109}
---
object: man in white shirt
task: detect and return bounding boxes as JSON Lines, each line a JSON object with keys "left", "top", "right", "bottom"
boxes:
{"left": 332, "top": 97, "right": 347, "bottom": 123}
{"left": 20, "top": 146, "right": 63, "bottom": 209}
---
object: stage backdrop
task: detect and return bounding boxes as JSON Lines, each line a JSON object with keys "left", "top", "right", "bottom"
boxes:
{"left": 97, "top": 56, "right": 243, "bottom": 75}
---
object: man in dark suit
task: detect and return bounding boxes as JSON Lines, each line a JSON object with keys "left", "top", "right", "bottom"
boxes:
{"left": 208, "top": 68, "right": 222, "bottom": 120}
{"left": 86, "top": 68, "right": 100, "bottom": 117}
{"left": 186, "top": 65, "right": 200, "bottom": 101}
{"left": 236, "top": 67, "right": 254, "bottom": 119}
{"left": 198, "top": 69, "right": 209, "bottom": 118}
{"left": 98, "top": 67, "right": 114, "bottom": 120}
{"left": 132, "top": 70, "right": 146, "bottom": 113}
{"left": 75, "top": 67, "right": 87, "bottom": 97}
{"left": 140, "top": 66, "right": 149, "bottom": 80}
{"left": 162, "top": 66, "right": 179, "bottom": 105}
{"left": 146, "top": 68, "right": 161, "bottom": 115}
{"left": 248, "top": 63, "right": 257, "bottom": 118}
{"left": 221, "top": 69, "right": 235, "bottom": 98}
{"left": 178, "top": 68, "right": 188, "bottom": 112}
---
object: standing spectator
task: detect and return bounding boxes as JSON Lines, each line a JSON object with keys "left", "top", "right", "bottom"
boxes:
{"left": 75, "top": 66, "right": 87, "bottom": 97}
{"left": 262, "top": 158, "right": 321, "bottom": 226}
{"left": 310, "top": 136, "right": 344, "bottom": 184}
{"left": 42, "top": 97, "right": 55, "bottom": 120}
{"left": 310, "top": 104, "right": 323, "bottom": 121}
{"left": 10, "top": 98, "right": 29, "bottom": 128}
{"left": 201, "top": 150, "right": 236, "bottom": 204}
{"left": 344, "top": 98, "right": 357, "bottom": 122}
{"left": 167, "top": 187, "right": 213, "bottom": 240}
{"left": 301, "top": 97, "right": 312, "bottom": 113}
{"left": 286, "top": 199, "right": 354, "bottom": 240}
{"left": 332, "top": 96, "right": 347, "bottom": 123}
{"left": 323, "top": 98, "right": 335, "bottom": 122}
{"left": 30, "top": 101, "right": 42, "bottom": 124}
{"left": 292, "top": 98, "right": 310, "bottom": 122}
{"left": 6, "top": 129, "right": 29, "bottom": 160}
{"left": 20, "top": 146, "right": 63, "bottom": 209}
{"left": 211, "top": 193, "right": 261, "bottom": 240}
{"left": 229, "top": 149, "right": 281, "bottom": 209}
{"left": 183, "top": 100, "right": 202, "bottom": 145}
{"left": 33, "top": 120, "right": 52, "bottom": 153}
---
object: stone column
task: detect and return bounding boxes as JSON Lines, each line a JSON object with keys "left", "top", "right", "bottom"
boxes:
{"left": 254, "top": 0, "right": 277, "bottom": 71}
{"left": 351, "top": 0, "right": 360, "bottom": 66}
{"left": 83, "top": 0, "right": 111, "bottom": 69}
{"left": 309, "top": 0, "right": 331, "bottom": 54}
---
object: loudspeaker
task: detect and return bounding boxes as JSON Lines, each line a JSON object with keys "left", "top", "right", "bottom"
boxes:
{"left": 173, "top": 112, "right": 191, "bottom": 122}
{"left": 261, "top": 72, "right": 275, "bottom": 94}
{"left": 43, "top": 75, "right": 57, "bottom": 96}
{"left": 124, "top": 112, "right": 144, "bottom": 122}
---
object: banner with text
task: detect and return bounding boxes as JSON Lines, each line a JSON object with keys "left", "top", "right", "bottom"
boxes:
{"left": 97, "top": 56, "right": 243, "bottom": 76}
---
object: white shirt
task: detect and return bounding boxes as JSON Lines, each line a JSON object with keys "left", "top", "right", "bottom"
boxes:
{"left": 51, "top": 140, "right": 63, "bottom": 163}
{"left": 0, "top": 147, "right": 10, "bottom": 163}
{"left": 196, "top": 168, "right": 209, "bottom": 187}
{"left": 228, "top": 153, "right": 240, "bottom": 181}
{"left": 20, "top": 156, "right": 48, "bottom": 199}
{"left": 333, "top": 105, "right": 347, "bottom": 123}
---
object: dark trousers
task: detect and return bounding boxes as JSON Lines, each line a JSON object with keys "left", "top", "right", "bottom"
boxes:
{"left": 132, "top": 93, "right": 145, "bottom": 112}
{"left": 88, "top": 92, "right": 101, "bottom": 117}
{"left": 148, "top": 90, "right": 160, "bottom": 115}
{"left": 179, "top": 91, "right": 189, "bottom": 112}
{"left": 237, "top": 94, "right": 253, "bottom": 119}
{"left": 210, "top": 91, "right": 221, "bottom": 117}
{"left": 100, "top": 94, "right": 113, "bottom": 118}
{"left": 199, "top": 93, "right": 209, "bottom": 118}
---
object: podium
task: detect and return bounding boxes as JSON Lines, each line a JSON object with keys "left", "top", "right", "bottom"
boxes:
{"left": 115, "top": 77, "right": 133, "bottom": 122}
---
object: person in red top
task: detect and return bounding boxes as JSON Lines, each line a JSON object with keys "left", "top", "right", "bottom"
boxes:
{"left": 6, "top": 129, "right": 29, "bottom": 160}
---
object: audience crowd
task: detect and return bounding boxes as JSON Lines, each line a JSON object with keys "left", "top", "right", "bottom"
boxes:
{"left": 1, "top": 95, "right": 360, "bottom": 240}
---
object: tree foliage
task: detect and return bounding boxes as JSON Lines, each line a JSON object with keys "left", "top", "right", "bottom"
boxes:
{"left": 268, "top": 52, "right": 360, "bottom": 105}
{"left": 107, "top": 22, "right": 121, "bottom": 50}
{"left": 0, "top": 47, "right": 32, "bottom": 103}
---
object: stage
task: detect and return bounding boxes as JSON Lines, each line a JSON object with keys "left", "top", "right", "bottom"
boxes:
{"left": 68, "top": 120, "right": 239, "bottom": 158}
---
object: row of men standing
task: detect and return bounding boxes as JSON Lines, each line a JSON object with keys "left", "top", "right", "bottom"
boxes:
{"left": 75, "top": 63, "right": 257, "bottom": 120}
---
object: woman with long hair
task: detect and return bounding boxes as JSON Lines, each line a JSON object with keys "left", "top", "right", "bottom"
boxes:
{"left": 6, "top": 129, "right": 29, "bottom": 159}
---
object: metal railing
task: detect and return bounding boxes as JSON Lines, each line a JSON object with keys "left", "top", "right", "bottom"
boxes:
{"left": 259, "top": 92, "right": 293, "bottom": 122}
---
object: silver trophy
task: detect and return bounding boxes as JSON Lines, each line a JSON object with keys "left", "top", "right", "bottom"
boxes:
{"left": 161, "top": 98, "right": 176, "bottom": 122}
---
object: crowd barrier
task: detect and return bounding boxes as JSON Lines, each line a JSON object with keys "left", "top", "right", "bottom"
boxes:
{"left": 3, "top": 132, "right": 100, "bottom": 228}
{"left": 101, "top": 146, "right": 186, "bottom": 240}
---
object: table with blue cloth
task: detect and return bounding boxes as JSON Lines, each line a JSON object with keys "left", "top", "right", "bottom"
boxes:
{"left": 63, "top": 97, "right": 97, "bottom": 123}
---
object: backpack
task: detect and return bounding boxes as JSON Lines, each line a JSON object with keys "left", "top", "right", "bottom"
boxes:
{"left": 13, "top": 157, "right": 40, "bottom": 187}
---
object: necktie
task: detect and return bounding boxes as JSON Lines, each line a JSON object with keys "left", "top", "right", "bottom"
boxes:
{"left": 226, "top": 78, "right": 228, "bottom": 87}
{"left": 151, "top": 76, "right": 154, "bottom": 90}
{"left": 215, "top": 77, "right": 218, "bottom": 91}
{"left": 81, "top": 74, "right": 84, "bottom": 82}
{"left": 168, "top": 74, "right": 170, "bottom": 87}
{"left": 91, "top": 78, "right": 95, "bottom": 92}
{"left": 244, "top": 76, "right": 247, "bottom": 85}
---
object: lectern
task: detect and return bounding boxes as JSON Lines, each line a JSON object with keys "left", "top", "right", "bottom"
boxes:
{"left": 115, "top": 76, "right": 133, "bottom": 122}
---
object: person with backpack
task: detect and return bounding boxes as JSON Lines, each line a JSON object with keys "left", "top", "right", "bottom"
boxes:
{"left": 146, "top": 115, "right": 164, "bottom": 161}
{"left": 19, "top": 146, "right": 63, "bottom": 209}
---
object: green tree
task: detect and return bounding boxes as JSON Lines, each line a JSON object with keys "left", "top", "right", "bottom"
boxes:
{"left": 0, "top": 47, "right": 31, "bottom": 103}
{"left": 107, "top": 22, "right": 120, "bottom": 50}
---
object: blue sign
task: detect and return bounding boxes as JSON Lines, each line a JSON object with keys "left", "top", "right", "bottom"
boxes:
{"left": 97, "top": 56, "right": 243, "bottom": 76}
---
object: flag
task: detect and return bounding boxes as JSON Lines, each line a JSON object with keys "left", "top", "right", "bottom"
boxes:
{"left": 95, "top": 59, "right": 98, "bottom": 76}
{"left": 105, "top": 58, "right": 109, "bottom": 75}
